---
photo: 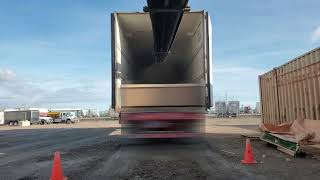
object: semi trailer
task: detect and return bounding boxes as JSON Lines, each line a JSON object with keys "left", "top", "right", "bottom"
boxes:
{"left": 111, "top": 8, "right": 213, "bottom": 138}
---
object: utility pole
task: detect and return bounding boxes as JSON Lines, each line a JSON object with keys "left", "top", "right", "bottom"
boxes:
{"left": 225, "top": 91, "right": 228, "bottom": 103}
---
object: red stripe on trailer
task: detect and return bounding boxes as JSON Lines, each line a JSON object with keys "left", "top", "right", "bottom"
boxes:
{"left": 121, "top": 112, "right": 204, "bottom": 121}
{"left": 125, "top": 132, "right": 202, "bottom": 139}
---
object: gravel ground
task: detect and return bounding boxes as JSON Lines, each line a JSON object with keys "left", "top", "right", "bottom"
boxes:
{"left": 0, "top": 118, "right": 320, "bottom": 180}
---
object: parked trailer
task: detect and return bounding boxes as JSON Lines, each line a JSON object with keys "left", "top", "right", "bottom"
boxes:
{"left": 16, "top": 108, "right": 52, "bottom": 124}
{"left": 4, "top": 110, "right": 40, "bottom": 126}
{"left": 259, "top": 47, "right": 320, "bottom": 125}
{"left": 0, "top": 112, "right": 4, "bottom": 125}
{"left": 111, "top": 11, "right": 213, "bottom": 138}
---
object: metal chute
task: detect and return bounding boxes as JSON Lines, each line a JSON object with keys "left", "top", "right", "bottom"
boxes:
{"left": 144, "top": 0, "right": 189, "bottom": 63}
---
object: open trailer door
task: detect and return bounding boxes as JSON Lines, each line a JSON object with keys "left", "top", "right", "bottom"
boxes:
{"left": 111, "top": 13, "right": 121, "bottom": 112}
{"left": 204, "top": 12, "right": 213, "bottom": 109}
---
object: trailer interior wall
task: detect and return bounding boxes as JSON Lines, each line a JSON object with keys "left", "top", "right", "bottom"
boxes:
{"left": 114, "top": 12, "right": 207, "bottom": 84}
{"left": 113, "top": 12, "right": 211, "bottom": 109}
{"left": 259, "top": 48, "right": 320, "bottom": 125}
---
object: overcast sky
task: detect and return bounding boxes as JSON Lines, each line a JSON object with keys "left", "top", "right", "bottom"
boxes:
{"left": 0, "top": 0, "right": 319, "bottom": 109}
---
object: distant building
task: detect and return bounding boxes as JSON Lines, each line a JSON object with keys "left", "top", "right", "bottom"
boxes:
{"left": 228, "top": 101, "right": 240, "bottom": 116}
{"left": 85, "top": 108, "right": 100, "bottom": 118}
{"left": 215, "top": 101, "right": 227, "bottom": 117}
{"left": 107, "top": 106, "right": 119, "bottom": 118}
{"left": 255, "top": 102, "right": 261, "bottom": 114}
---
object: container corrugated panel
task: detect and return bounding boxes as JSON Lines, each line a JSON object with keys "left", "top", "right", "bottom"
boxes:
{"left": 259, "top": 69, "right": 279, "bottom": 124}
{"left": 259, "top": 47, "right": 320, "bottom": 125}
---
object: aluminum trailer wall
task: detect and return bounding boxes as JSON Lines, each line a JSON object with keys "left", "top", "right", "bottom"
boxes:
{"left": 4, "top": 110, "right": 40, "bottom": 124}
{"left": 259, "top": 47, "right": 320, "bottom": 125}
{"left": 0, "top": 112, "right": 4, "bottom": 125}
{"left": 111, "top": 11, "right": 213, "bottom": 111}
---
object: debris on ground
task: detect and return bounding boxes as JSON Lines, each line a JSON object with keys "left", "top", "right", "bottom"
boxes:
{"left": 261, "top": 118, "right": 320, "bottom": 157}
{"left": 241, "top": 133, "right": 261, "bottom": 140}
{"left": 300, "top": 144, "right": 320, "bottom": 160}
{"left": 260, "top": 132, "right": 299, "bottom": 156}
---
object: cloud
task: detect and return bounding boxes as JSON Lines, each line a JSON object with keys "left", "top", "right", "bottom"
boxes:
{"left": 214, "top": 66, "right": 266, "bottom": 77}
{"left": 0, "top": 69, "right": 15, "bottom": 81}
{"left": 311, "top": 26, "right": 320, "bottom": 42}
{"left": 0, "top": 69, "right": 110, "bottom": 109}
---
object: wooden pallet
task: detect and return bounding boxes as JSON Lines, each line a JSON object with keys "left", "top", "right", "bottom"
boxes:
{"left": 260, "top": 132, "right": 300, "bottom": 156}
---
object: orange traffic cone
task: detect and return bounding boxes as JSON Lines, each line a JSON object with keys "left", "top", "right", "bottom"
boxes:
{"left": 241, "top": 138, "right": 257, "bottom": 164}
{"left": 50, "top": 152, "right": 67, "bottom": 180}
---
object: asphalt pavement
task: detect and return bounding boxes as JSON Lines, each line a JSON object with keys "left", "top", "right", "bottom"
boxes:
{"left": 0, "top": 119, "right": 320, "bottom": 180}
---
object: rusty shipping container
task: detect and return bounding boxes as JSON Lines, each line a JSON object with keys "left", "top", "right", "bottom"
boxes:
{"left": 259, "top": 47, "right": 320, "bottom": 125}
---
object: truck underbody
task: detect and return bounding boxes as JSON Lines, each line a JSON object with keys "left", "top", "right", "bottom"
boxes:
{"left": 120, "top": 111, "right": 205, "bottom": 138}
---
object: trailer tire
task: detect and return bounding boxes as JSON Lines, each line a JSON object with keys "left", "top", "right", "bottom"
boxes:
{"left": 66, "top": 119, "right": 71, "bottom": 124}
{"left": 13, "top": 121, "right": 18, "bottom": 126}
{"left": 9, "top": 121, "right": 14, "bottom": 126}
{"left": 41, "top": 120, "right": 45, "bottom": 125}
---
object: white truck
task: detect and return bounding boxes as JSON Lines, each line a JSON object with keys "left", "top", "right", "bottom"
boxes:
{"left": 39, "top": 116, "right": 53, "bottom": 125}
{"left": 48, "top": 112, "right": 77, "bottom": 124}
